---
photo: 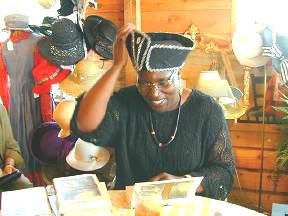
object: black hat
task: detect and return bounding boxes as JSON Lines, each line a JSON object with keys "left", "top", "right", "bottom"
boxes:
{"left": 29, "top": 16, "right": 58, "bottom": 36}
{"left": 37, "top": 18, "right": 85, "bottom": 66}
{"left": 126, "top": 30, "right": 194, "bottom": 73}
{"left": 57, "top": 0, "right": 75, "bottom": 16}
{"left": 83, "top": 15, "right": 117, "bottom": 60}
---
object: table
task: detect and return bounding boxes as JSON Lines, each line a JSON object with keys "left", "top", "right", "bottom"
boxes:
{"left": 108, "top": 190, "right": 265, "bottom": 216}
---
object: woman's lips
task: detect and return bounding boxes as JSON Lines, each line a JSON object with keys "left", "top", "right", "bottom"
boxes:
{"left": 149, "top": 98, "right": 165, "bottom": 106}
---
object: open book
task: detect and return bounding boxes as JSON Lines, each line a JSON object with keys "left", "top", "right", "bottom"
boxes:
{"left": 53, "top": 174, "right": 112, "bottom": 215}
{"left": 130, "top": 176, "right": 204, "bottom": 208}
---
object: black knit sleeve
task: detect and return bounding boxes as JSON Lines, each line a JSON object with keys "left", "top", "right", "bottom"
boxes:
{"left": 70, "top": 93, "right": 125, "bottom": 147}
{"left": 191, "top": 103, "right": 235, "bottom": 200}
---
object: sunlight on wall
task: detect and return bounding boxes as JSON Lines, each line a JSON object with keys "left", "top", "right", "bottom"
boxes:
{"left": 236, "top": 0, "right": 288, "bottom": 33}
{"left": 0, "top": 0, "right": 59, "bottom": 41}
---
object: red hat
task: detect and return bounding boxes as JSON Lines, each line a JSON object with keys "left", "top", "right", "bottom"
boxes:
{"left": 32, "top": 61, "right": 71, "bottom": 94}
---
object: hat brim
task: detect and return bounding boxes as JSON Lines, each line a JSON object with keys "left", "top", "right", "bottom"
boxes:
{"left": 37, "top": 37, "right": 85, "bottom": 66}
{"left": 66, "top": 146, "right": 110, "bottom": 171}
{"left": 2, "top": 27, "right": 31, "bottom": 32}
{"left": 58, "top": 128, "right": 71, "bottom": 138}
{"left": 59, "top": 74, "right": 98, "bottom": 97}
{"left": 29, "top": 25, "right": 52, "bottom": 36}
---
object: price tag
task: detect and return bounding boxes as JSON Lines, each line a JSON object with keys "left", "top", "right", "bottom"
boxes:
{"left": 7, "top": 40, "right": 14, "bottom": 51}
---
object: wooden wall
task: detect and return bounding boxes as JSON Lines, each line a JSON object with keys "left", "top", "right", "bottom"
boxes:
{"left": 229, "top": 123, "right": 288, "bottom": 213}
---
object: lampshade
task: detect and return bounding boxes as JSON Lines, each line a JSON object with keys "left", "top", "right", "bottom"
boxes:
{"left": 196, "top": 71, "right": 236, "bottom": 104}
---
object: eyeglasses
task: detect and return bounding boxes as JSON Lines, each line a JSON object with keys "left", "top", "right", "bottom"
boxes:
{"left": 137, "top": 71, "right": 177, "bottom": 91}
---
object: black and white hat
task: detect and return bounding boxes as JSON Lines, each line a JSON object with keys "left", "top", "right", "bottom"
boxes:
{"left": 126, "top": 30, "right": 195, "bottom": 73}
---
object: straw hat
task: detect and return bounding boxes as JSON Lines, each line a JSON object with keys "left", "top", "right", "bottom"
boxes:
{"left": 66, "top": 138, "right": 110, "bottom": 171}
{"left": 38, "top": 0, "right": 56, "bottom": 9}
{"left": 232, "top": 29, "right": 269, "bottom": 67}
{"left": 59, "top": 59, "right": 103, "bottom": 97}
{"left": 53, "top": 99, "right": 76, "bottom": 138}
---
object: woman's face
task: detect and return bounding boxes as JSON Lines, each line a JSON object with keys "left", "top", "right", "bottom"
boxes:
{"left": 137, "top": 70, "right": 180, "bottom": 112}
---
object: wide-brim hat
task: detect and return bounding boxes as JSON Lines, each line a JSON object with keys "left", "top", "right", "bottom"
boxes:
{"left": 3, "top": 14, "right": 31, "bottom": 32}
{"left": 37, "top": 18, "right": 85, "bottom": 66}
{"left": 83, "top": 15, "right": 117, "bottom": 60}
{"left": 59, "top": 59, "right": 103, "bottom": 97}
{"left": 232, "top": 30, "right": 269, "bottom": 67}
{"left": 29, "top": 17, "right": 58, "bottom": 36}
{"left": 126, "top": 30, "right": 195, "bottom": 73}
{"left": 66, "top": 138, "right": 110, "bottom": 171}
{"left": 30, "top": 122, "right": 76, "bottom": 165}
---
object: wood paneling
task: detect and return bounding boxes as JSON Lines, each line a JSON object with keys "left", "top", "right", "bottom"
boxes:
{"left": 141, "top": 10, "right": 231, "bottom": 36}
{"left": 141, "top": 0, "right": 232, "bottom": 11}
{"left": 234, "top": 169, "right": 288, "bottom": 193}
{"left": 230, "top": 123, "right": 288, "bottom": 213}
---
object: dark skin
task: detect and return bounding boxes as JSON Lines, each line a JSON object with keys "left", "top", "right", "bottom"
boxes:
{"left": 77, "top": 23, "right": 204, "bottom": 193}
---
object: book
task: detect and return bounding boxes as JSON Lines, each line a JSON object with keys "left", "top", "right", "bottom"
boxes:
{"left": 0, "top": 187, "right": 52, "bottom": 216}
{"left": 130, "top": 176, "right": 204, "bottom": 208}
{"left": 0, "top": 170, "right": 21, "bottom": 187}
{"left": 53, "top": 174, "right": 112, "bottom": 215}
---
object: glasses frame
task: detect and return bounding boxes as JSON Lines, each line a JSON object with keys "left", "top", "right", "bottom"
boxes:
{"left": 136, "top": 70, "right": 178, "bottom": 91}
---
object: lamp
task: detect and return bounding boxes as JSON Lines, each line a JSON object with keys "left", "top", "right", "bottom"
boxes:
{"left": 196, "top": 71, "right": 236, "bottom": 104}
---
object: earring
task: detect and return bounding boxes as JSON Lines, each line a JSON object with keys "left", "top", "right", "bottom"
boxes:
{"left": 178, "top": 76, "right": 184, "bottom": 95}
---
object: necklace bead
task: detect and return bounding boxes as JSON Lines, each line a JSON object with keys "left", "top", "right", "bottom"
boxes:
{"left": 149, "top": 95, "right": 181, "bottom": 148}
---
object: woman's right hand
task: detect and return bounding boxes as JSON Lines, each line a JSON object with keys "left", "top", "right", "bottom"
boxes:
{"left": 112, "top": 23, "right": 136, "bottom": 70}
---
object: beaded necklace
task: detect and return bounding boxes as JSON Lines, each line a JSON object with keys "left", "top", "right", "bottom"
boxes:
{"left": 149, "top": 95, "right": 182, "bottom": 148}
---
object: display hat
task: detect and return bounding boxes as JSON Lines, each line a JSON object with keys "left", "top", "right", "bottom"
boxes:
{"left": 83, "top": 15, "right": 117, "bottom": 59}
{"left": 126, "top": 30, "right": 194, "bottom": 73}
{"left": 57, "top": 0, "right": 75, "bottom": 16}
{"left": 38, "top": 0, "right": 56, "bottom": 9}
{"left": 30, "top": 122, "right": 76, "bottom": 165}
{"left": 37, "top": 18, "right": 85, "bottom": 66}
{"left": 66, "top": 138, "right": 110, "bottom": 171}
{"left": 53, "top": 99, "right": 77, "bottom": 138}
{"left": 3, "top": 14, "right": 30, "bottom": 31}
{"left": 262, "top": 26, "right": 288, "bottom": 84}
{"left": 59, "top": 59, "right": 103, "bottom": 97}
{"left": 232, "top": 29, "right": 269, "bottom": 68}
{"left": 29, "top": 16, "right": 58, "bottom": 36}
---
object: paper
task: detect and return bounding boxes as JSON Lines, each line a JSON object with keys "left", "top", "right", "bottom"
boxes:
{"left": 0, "top": 187, "right": 52, "bottom": 216}
{"left": 6, "top": 40, "right": 13, "bottom": 51}
{"left": 131, "top": 177, "right": 204, "bottom": 208}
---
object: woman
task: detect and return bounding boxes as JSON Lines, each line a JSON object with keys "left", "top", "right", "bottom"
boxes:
{"left": 0, "top": 101, "right": 33, "bottom": 191}
{"left": 70, "top": 24, "right": 235, "bottom": 200}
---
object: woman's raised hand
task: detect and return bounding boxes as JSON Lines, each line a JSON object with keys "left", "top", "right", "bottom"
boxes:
{"left": 113, "top": 23, "right": 136, "bottom": 70}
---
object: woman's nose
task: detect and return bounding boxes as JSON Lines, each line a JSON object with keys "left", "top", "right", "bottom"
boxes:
{"left": 148, "top": 85, "right": 160, "bottom": 97}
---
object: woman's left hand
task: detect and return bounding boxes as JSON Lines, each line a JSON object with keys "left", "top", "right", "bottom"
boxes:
{"left": 150, "top": 172, "right": 205, "bottom": 193}
{"left": 3, "top": 164, "right": 17, "bottom": 175}
{"left": 149, "top": 172, "right": 184, "bottom": 181}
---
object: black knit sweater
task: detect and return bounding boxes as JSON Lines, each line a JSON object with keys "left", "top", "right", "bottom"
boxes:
{"left": 70, "top": 86, "right": 235, "bottom": 200}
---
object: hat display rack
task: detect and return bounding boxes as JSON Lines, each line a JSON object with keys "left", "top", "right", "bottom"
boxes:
{"left": 184, "top": 24, "right": 250, "bottom": 120}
